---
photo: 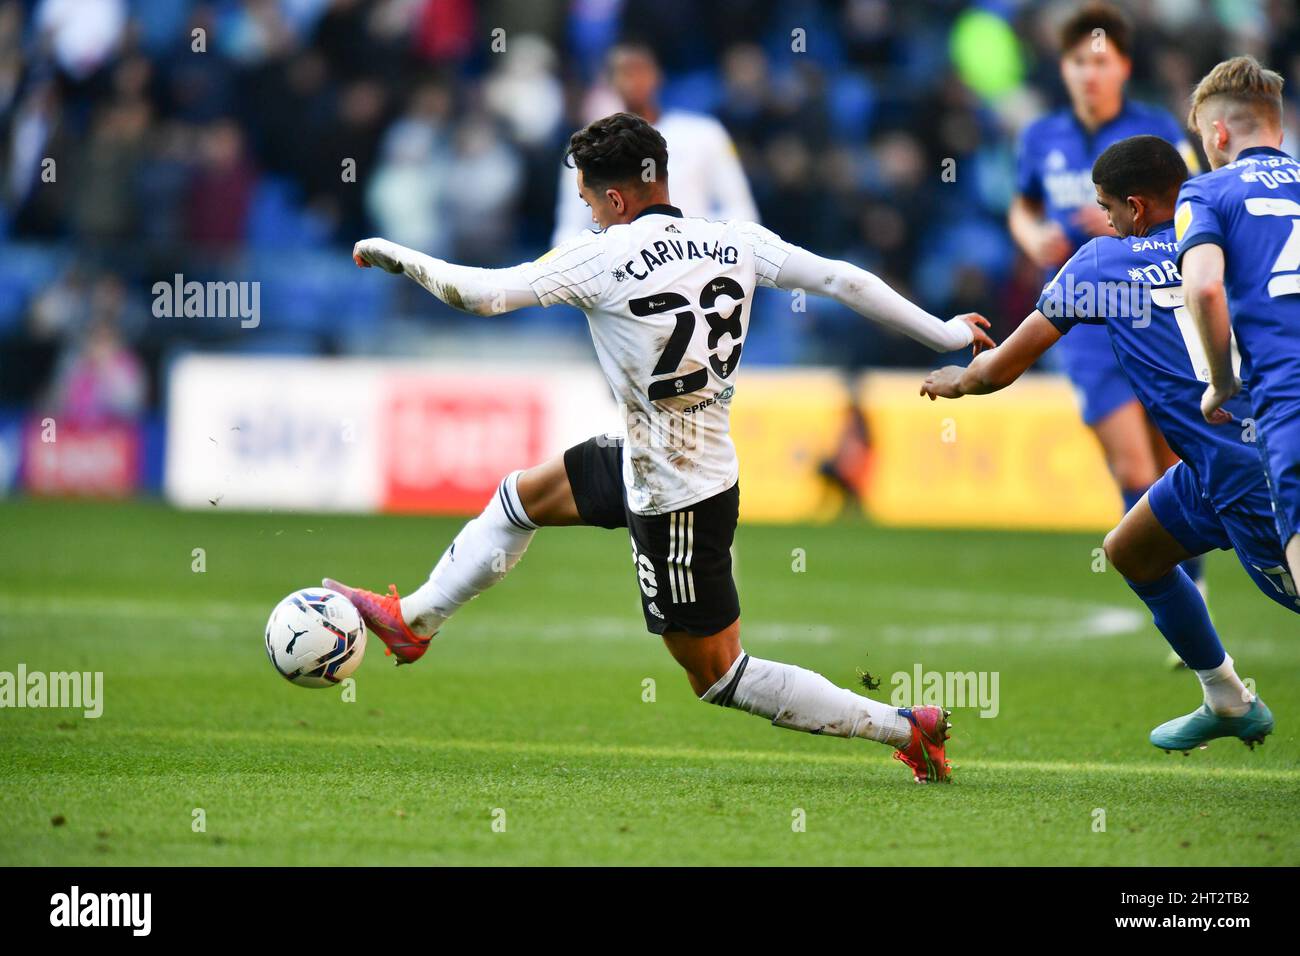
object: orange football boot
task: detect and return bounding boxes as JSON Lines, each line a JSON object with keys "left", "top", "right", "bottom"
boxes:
{"left": 893, "top": 706, "right": 953, "bottom": 783}
{"left": 322, "top": 578, "right": 431, "bottom": 665}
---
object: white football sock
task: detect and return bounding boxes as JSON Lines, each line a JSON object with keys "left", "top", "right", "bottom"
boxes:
{"left": 400, "top": 470, "right": 537, "bottom": 636}
{"left": 1195, "top": 654, "right": 1253, "bottom": 717}
{"left": 701, "top": 652, "right": 912, "bottom": 747}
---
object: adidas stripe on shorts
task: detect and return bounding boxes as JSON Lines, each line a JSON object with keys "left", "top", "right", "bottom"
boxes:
{"left": 563, "top": 434, "right": 741, "bottom": 636}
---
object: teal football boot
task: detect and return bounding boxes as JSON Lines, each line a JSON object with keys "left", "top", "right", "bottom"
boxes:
{"left": 1150, "top": 698, "right": 1274, "bottom": 754}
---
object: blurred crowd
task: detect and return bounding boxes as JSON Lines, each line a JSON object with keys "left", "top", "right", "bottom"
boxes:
{"left": 1, "top": 0, "right": 1298, "bottom": 420}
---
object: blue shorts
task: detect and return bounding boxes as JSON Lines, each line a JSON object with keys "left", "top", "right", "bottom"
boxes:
{"left": 1055, "top": 322, "right": 1137, "bottom": 426}
{"left": 1149, "top": 462, "right": 1300, "bottom": 614}
{"left": 1256, "top": 402, "right": 1300, "bottom": 548}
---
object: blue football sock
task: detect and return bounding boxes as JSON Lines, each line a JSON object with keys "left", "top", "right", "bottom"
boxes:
{"left": 1180, "top": 554, "right": 1204, "bottom": 587}
{"left": 1126, "top": 568, "right": 1225, "bottom": 670}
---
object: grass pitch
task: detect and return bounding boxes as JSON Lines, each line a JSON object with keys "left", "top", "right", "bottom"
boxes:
{"left": 0, "top": 498, "right": 1296, "bottom": 866}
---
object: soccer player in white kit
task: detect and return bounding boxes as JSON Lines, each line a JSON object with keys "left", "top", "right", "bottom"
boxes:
{"left": 327, "top": 113, "right": 992, "bottom": 782}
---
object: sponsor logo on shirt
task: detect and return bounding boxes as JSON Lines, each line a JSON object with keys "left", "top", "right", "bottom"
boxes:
{"left": 681, "top": 384, "right": 735, "bottom": 416}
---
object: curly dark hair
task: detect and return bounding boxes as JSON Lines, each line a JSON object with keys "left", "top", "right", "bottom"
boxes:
{"left": 563, "top": 112, "right": 669, "bottom": 191}
{"left": 1092, "top": 135, "right": 1188, "bottom": 205}
{"left": 1060, "top": 2, "right": 1131, "bottom": 59}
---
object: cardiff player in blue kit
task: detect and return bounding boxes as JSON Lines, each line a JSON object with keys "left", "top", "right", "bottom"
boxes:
{"left": 1009, "top": 3, "right": 1206, "bottom": 600}
{"left": 1178, "top": 56, "right": 1300, "bottom": 592}
{"left": 923, "top": 135, "right": 1282, "bottom": 753}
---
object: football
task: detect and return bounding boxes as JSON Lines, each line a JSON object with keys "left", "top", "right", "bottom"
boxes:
{"left": 264, "top": 588, "right": 367, "bottom": 688}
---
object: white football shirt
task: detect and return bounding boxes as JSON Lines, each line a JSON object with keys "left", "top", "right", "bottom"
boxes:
{"left": 520, "top": 206, "right": 793, "bottom": 515}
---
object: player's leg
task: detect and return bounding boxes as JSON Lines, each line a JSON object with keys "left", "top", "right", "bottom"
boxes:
{"left": 323, "top": 462, "right": 548, "bottom": 661}
{"left": 1094, "top": 401, "right": 1206, "bottom": 609}
{"left": 664, "top": 618, "right": 907, "bottom": 741}
{"left": 1103, "top": 467, "right": 1230, "bottom": 679}
{"left": 393, "top": 460, "right": 559, "bottom": 638}
{"left": 662, "top": 622, "right": 949, "bottom": 782}
{"left": 327, "top": 435, "right": 624, "bottom": 663}
{"left": 1147, "top": 415, "right": 1205, "bottom": 591}
{"left": 515, "top": 454, "right": 584, "bottom": 526}
{"left": 663, "top": 621, "right": 907, "bottom": 743}
{"left": 1106, "top": 466, "right": 1271, "bottom": 750}
{"left": 1071, "top": 334, "right": 1205, "bottom": 591}
{"left": 634, "top": 486, "right": 949, "bottom": 781}
{"left": 1102, "top": 484, "right": 1228, "bottom": 674}
{"left": 396, "top": 436, "right": 626, "bottom": 636}
{"left": 660, "top": 617, "right": 742, "bottom": 697}
{"left": 1156, "top": 494, "right": 1281, "bottom": 750}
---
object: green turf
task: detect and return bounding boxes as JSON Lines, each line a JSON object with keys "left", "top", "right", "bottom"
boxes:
{"left": 0, "top": 498, "right": 1296, "bottom": 866}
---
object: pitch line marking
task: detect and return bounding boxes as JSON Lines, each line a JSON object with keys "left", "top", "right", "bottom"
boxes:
{"left": 102, "top": 725, "right": 1300, "bottom": 783}
{"left": 0, "top": 592, "right": 1146, "bottom": 645}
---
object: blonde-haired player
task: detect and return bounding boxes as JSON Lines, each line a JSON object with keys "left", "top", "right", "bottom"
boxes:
{"left": 1177, "top": 56, "right": 1300, "bottom": 592}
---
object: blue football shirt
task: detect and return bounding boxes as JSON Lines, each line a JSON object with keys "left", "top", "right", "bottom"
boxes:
{"left": 1017, "top": 100, "right": 1200, "bottom": 419}
{"left": 1175, "top": 145, "right": 1300, "bottom": 414}
{"left": 1018, "top": 100, "right": 1198, "bottom": 250}
{"left": 1038, "top": 222, "right": 1261, "bottom": 510}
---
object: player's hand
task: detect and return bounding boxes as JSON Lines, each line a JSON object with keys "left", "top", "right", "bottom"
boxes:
{"left": 1026, "top": 223, "right": 1071, "bottom": 269}
{"left": 954, "top": 312, "right": 995, "bottom": 355}
{"left": 1073, "top": 203, "right": 1116, "bottom": 238}
{"left": 920, "top": 366, "right": 966, "bottom": 401}
{"left": 1200, "top": 377, "right": 1241, "bottom": 425}
{"left": 352, "top": 239, "right": 404, "bottom": 274}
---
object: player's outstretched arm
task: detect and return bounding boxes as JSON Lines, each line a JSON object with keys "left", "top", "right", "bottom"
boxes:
{"left": 920, "top": 310, "right": 1061, "bottom": 401}
{"left": 773, "top": 246, "right": 994, "bottom": 354}
{"left": 1181, "top": 243, "right": 1239, "bottom": 424}
{"left": 352, "top": 238, "right": 541, "bottom": 316}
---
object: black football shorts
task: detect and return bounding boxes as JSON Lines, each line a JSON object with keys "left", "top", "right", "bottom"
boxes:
{"left": 563, "top": 434, "right": 740, "bottom": 636}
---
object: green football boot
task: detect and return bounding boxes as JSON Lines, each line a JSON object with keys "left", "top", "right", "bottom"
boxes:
{"left": 1150, "top": 698, "right": 1274, "bottom": 754}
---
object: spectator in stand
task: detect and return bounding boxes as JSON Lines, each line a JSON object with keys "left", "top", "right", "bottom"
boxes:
{"left": 0, "top": 0, "right": 1296, "bottom": 414}
{"left": 186, "top": 118, "right": 257, "bottom": 248}
{"left": 45, "top": 281, "right": 145, "bottom": 424}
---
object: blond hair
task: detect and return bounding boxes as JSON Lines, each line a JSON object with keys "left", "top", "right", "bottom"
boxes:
{"left": 1188, "top": 56, "right": 1285, "bottom": 131}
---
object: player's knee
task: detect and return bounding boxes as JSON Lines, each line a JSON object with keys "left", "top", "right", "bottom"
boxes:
{"left": 1102, "top": 525, "right": 1135, "bottom": 578}
{"left": 673, "top": 653, "right": 730, "bottom": 698}
{"left": 515, "top": 457, "right": 579, "bottom": 527}
{"left": 1103, "top": 523, "right": 1168, "bottom": 583}
{"left": 663, "top": 619, "right": 742, "bottom": 698}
